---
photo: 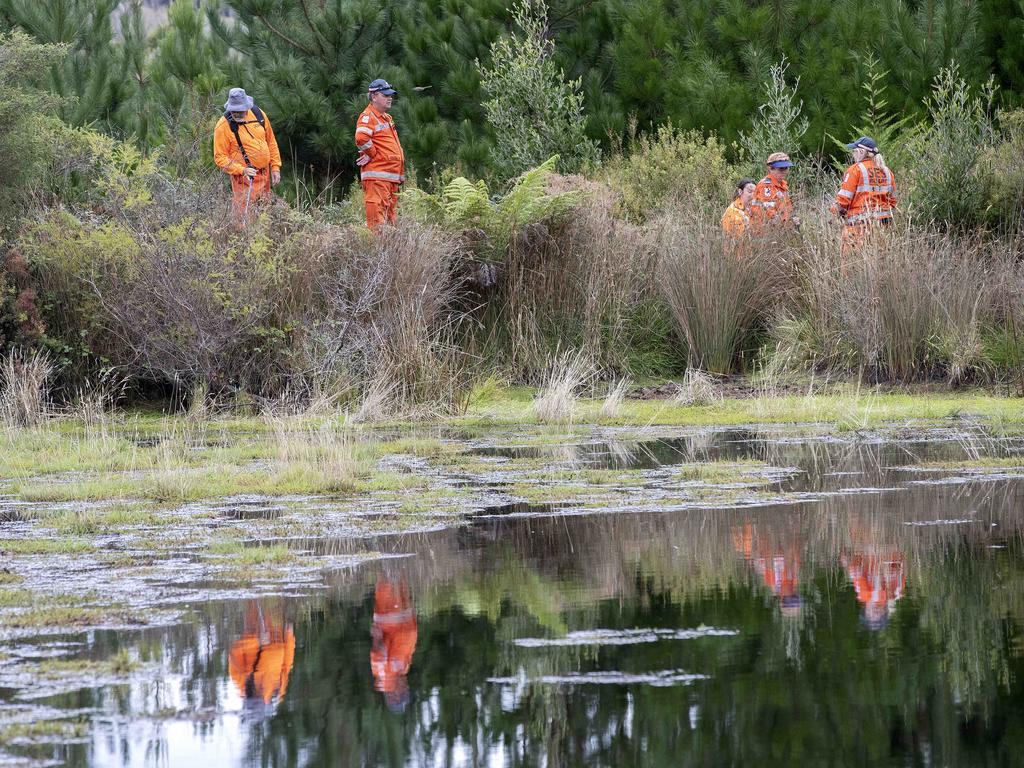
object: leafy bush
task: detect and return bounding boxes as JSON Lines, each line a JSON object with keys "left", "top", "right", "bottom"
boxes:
{"left": 905, "top": 65, "right": 997, "bottom": 228}
{"left": 0, "top": 32, "right": 69, "bottom": 227}
{"left": 739, "top": 57, "right": 809, "bottom": 178}
{"left": 976, "top": 110, "right": 1024, "bottom": 227}
{"left": 601, "top": 124, "right": 738, "bottom": 223}
{"left": 478, "top": 0, "right": 599, "bottom": 181}
{"left": 404, "top": 157, "right": 583, "bottom": 260}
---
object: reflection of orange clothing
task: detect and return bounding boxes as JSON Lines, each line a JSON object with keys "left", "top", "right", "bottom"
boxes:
{"left": 842, "top": 552, "right": 905, "bottom": 610}
{"left": 732, "top": 523, "right": 800, "bottom": 598}
{"left": 228, "top": 605, "right": 296, "bottom": 705}
{"left": 370, "top": 579, "right": 417, "bottom": 694}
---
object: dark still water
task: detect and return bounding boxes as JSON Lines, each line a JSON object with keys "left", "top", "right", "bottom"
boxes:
{"left": 10, "top": 435, "right": 1024, "bottom": 767}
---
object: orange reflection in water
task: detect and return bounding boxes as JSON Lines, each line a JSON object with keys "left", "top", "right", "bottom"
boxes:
{"left": 371, "top": 576, "right": 418, "bottom": 712}
{"left": 732, "top": 522, "right": 804, "bottom": 617}
{"left": 842, "top": 516, "right": 906, "bottom": 630}
{"left": 228, "top": 602, "right": 296, "bottom": 706}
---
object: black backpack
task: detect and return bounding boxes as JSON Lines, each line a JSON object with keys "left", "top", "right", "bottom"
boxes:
{"left": 224, "top": 106, "right": 265, "bottom": 168}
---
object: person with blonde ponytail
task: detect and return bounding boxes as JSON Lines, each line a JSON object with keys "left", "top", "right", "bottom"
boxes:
{"left": 831, "top": 136, "right": 897, "bottom": 258}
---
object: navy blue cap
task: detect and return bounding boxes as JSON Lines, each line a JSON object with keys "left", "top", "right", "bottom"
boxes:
{"left": 368, "top": 79, "right": 397, "bottom": 95}
{"left": 846, "top": 136, "right": 878, "bottom": 151}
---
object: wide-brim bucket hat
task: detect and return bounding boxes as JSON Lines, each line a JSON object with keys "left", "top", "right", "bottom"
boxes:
{"left": 224, "top": 87, "right": 254, "bottom": 113}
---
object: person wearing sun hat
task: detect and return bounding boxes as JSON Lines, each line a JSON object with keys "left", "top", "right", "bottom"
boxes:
{"left": 832, "top": 136, "right": 897, "bottom": 257}
{"left": 354, "top": 78, "right": 406, "bottom": 229}
{"left": 213, "top": 87, "right": 282, "bottom": 224}
{"left": 750, "top": 151, "right": 800, "bottom": 231}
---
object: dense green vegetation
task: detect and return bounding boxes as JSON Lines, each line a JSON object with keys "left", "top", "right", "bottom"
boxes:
{"left": 1, "top": 2, "right": 1024, "bottom": 414}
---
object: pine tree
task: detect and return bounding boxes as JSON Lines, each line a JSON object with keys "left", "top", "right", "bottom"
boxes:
{"left": 0, "top": 0, "right": 129, "bottom": 131}
{"left": 397, "top": 0, "right": 506, "bottom": 180}
{"left": 150, "top": 0, "right": 229, "bottom": 173}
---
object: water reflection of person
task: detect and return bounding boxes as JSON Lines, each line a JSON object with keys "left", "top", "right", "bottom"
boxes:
{"left": 228, "top": 601, "right": 296, "bottom": 715}
{"left": 841, "top": 523, "right": 906, "bottom": 631}
{"left": 732, "top": 521, "right": 804, "bottom": 617}
{"left": 371, "top": 576, "right": 418, "bottom": 713}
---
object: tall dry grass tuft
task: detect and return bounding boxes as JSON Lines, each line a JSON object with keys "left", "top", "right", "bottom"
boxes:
{"left": 303, "top": 222, "right": 476, "bottom": 415}
{"left": 0, "top": 349, "right": 53, "bottom": 428}
{"left": 598, "top": 377, "right": 631, "bottom": 419}
{"left": 532, "top": 350, "right": 596, "bottom": 424}
{"left": 655, "top": 206, "right": 787, "bottom": 374}
{"left": 478, "top": 175, "right": 666, "bottom": 381}
{"left": 771, "top": 219, "right": 1001, "bottom": 383}
{"left": 270, "top": 416, "right": 361, "bottom": 491}
{"left": 673, "top": 369, "right": 722, "bottom": 406}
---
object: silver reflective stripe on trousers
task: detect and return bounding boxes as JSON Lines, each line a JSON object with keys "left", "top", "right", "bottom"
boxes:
{"left": 361, "top": 170, "right": 403, "bottom": 182}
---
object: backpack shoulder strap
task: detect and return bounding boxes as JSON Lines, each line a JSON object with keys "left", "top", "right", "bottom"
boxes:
{"left": 224, "top": 111, "right": 253, "bottom": 168}
{"left": 251, "top": 105, "right": 265, "bottom": 128}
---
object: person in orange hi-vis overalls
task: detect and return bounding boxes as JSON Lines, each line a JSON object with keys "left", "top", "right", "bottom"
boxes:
{"left": 721, "top": 178, "right": 756, "bottom": 239}
{"left": 831, "top": 136, "right": 897, "bottom": 262}
{"left": 750, "top": 152, "right": 801, "bottom": 232}
{"left": 355, "top": 79, "right": 406, "bottom": 230}
{"left": 213, "top": 88, "right": 282, "bottom": 225}
{"left": 228, "top": 601, "right": 296, "bottom": 710}
{"left": 370, "top": 575, "right": 418, "bottom": 712}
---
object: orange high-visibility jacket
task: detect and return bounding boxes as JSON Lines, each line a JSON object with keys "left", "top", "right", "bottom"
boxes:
{"left": 750, "top": 176, "right": 793, "bottom": 225}
{"left": 355, "top": 105, "right": 406, "bottom": 184}
{"left": 213, "top": 110, "right": 282, "bottom": 175}
{"left": 834, "top": 157, "right": 896, "bottom": 224}
{"left": 721, "top": 199, "right": 751, "bottom": 237}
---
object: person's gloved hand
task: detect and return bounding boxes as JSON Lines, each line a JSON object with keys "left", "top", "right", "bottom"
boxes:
{"left": 271, "top": 169, "right": 281, "bottom": 186}
{"left": 243, "top": 166, "right": 258, "bottom": 178}
{"left": 356, "top": 154, "right": 371, "bottom": 167}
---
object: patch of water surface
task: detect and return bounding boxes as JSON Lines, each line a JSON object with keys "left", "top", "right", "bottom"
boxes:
{"left": 3, "top": 432, "right": 1024, "bottom": 766}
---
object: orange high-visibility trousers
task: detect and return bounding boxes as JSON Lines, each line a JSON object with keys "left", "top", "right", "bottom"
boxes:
{"left": 363, "top": 180, "right": 399, "bottom": 229}
{"left": 231, "top": 168, "right": 271, "bottom": 224}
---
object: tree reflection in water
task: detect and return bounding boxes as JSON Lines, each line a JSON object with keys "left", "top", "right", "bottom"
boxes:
{"left": 22, "top": 448, "right": 1024, "bottom": 768}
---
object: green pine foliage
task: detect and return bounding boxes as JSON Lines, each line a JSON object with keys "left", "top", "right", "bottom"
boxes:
{"left": 0, "top": 0, "right": 129, "bottom": 131}
{"left": 150, "top": 0, "right": 229, "bottom": 174}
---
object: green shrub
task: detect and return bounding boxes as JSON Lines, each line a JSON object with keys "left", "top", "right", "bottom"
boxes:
{"left": 905, "top": 65, "right": 997, "bottom": 229}
{"left": 739, "top": 57, "right": 809, "bottom": 178}
{"left": 976, "top": 110, "right": 1024, "bottom": 227}
{"left": 602, "top": 123, "right": 738, "bottom": 223}
{"left": 403, "top": 157, "right": 582, "bottom": 260}
{"left": 478, "top": 0, "right": 599, "bottom": 181}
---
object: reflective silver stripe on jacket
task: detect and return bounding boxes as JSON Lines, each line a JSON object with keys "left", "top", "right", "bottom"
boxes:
{"left": 374, "top": 123, "right": 389, "bottom": 131}
{"left": 846, "top": 210, "right": 894, "bottom": 224}
{"left": 837, "top": 189, "right": 854, "bottom": 200}
{"left": 356, "top": 126, "right": 373, "bottom": 137}
{"left": 358, "top": 140, "right": 373, "bottom": 151}
{"left": 360, "top": 170, "right": 403, "bottom": 182}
